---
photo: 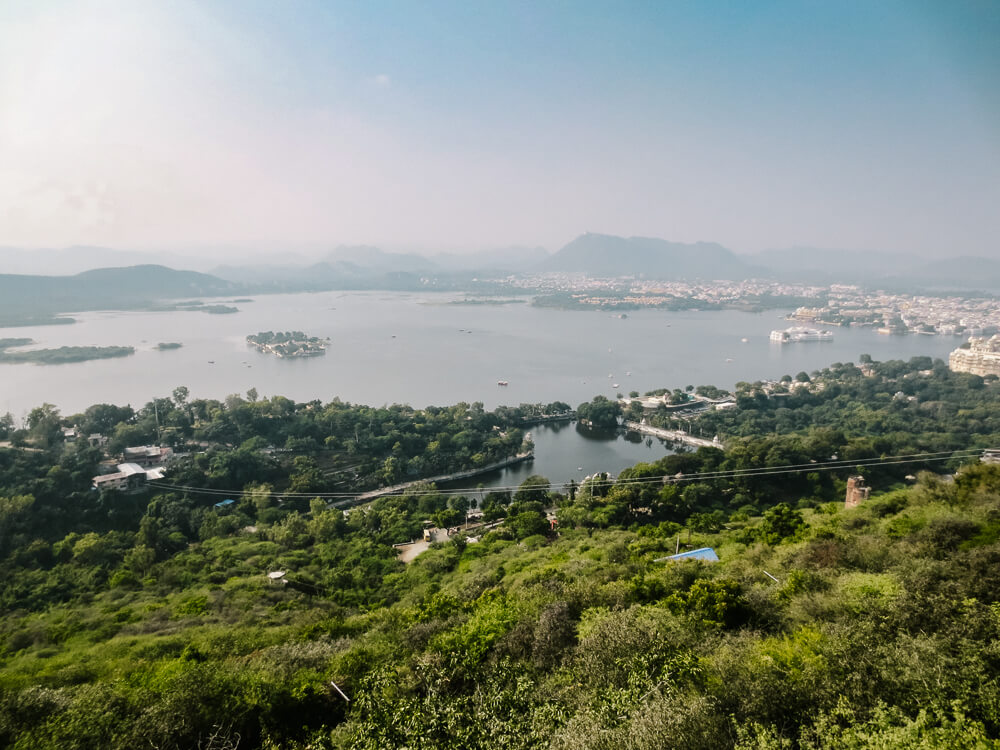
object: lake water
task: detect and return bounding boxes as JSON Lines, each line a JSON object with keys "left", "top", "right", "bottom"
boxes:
{"left": 0, "top": 290, "right": 959, "bottom": 487}
{"left": 442, "top": 420, "right": 679, "bottom": 495}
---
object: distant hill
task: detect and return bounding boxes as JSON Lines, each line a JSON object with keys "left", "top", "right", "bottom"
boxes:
{"left": 750, "top": 247, "right": 913, "bottom": 283}
{"left": 0, "top": 245, "right": 223, "bottom": 275}
{"left": 538, "top": 233, "right": 762, "bottom": 279}
{"left": 905, "top": 256, "right": 1000, "bottom": 290}
{"left": 434, "top": 246, "right": 550, "bottom": 273}
{"left": 0, "top": 265, "right": 239, "bottom": 320}
{"left": 324, "top": 245, "right": 437, "bottom": 274}
{"left": 749, "top": 248, "right": 1000, "bottom": 290}
{"left": 211, "top": 244, "right": 550, "bottom": 286}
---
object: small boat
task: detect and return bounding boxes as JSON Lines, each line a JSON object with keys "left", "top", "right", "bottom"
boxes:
{"left": 608, "top": 373, "right": 613, "bottom": 378}
{"left": 577, "top": 467, "right": 583, "bottom": 471}
{"left": 625, "top": 371, "right": 631, "bottom": 376}
{"left": 207, "top": 360, "right": 215, "bottom": 364}
{"left": 725, "top": 358, "right": 734, "bottom": 362}
{"left": 612, "top": 384, "right": 620, "bottom": 388}
{"left": 391, "top": 335, "right": 396, "bottom": 338}
{"left": 741, "top": 337, "right": 749, "bottom": 343}
{"left": 497, "top": 380, "right": 509, "bottom": 386}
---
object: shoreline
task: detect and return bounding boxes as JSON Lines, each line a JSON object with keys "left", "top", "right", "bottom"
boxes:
{"left": 337, "top": 451, "right": 535, "bottom": 506}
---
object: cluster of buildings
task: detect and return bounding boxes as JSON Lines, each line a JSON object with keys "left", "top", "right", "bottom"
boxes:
{"left": 495, "top": 273, "right": 1000, "bottom": 340}
{"left": 949, "top": 335, "right": 1000, "bottom": 377}
{"left": 91, "top": 445, "right": 173, "bottom": 492}
{"left": 504, "top": 273, "right": 826, "bottom": 308}
{"left": 796, "top": 287, "right": 1000, "bottom": 337}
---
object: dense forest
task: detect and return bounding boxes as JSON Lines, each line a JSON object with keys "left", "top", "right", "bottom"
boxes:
{"left": 1, "top": 356, "right": 1000, "bottom": 747}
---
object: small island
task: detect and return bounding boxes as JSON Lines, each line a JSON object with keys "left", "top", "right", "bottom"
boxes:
{"left": 155, "top": 342, "right": 183, "bottom": 351}
{"left": 247, "top": 331, "right": 327, "bottom": 358}
{"left": 0, "top": 339, "right": 135, "bottom": 365}
{"left": 443, "top": 297, "right": 527, "bottom": 306}
{"left": 0, "top": 338, "right": 34, "bottom": 349}
{"left": 149, "top": 301, "right": 239, "bottom": 315}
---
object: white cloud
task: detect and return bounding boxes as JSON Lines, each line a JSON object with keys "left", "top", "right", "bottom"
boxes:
{"left": 371, "top": 73, "right": 391, "bottom": 88}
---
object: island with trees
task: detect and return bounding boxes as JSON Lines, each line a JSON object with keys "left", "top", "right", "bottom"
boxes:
{"left": 247, "top": 330, "right": 328, "bottom": 358}
{"left": 154, "top": 342, "right": 183, "bottom": 351}
{"left": 0, "top": 338, "right": 135, "bottom": 365}
{"left": 1, "top": 356, "right": 1000, "bottom": 747}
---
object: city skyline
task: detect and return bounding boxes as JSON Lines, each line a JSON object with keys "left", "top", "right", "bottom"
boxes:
{"left": 1, "top": 0, "right": 998, "bottom": 257}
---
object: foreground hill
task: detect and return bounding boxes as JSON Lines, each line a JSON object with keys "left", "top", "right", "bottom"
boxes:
{"left": 2, "top": 456, "right": 999, "bottom": 748}
{"left": 2, "top": 357, "right": 1000, "bottom": 747}
{"left": 538, "top": 233, "right": 763, "bottom": 279}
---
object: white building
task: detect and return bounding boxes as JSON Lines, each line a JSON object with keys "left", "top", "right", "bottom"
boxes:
{"left": 949, "top": 336, "right": 1000, "bottom": 377}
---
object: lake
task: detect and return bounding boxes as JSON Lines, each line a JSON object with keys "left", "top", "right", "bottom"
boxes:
{"left": 441, "top": 420, "right": 681, "bottom": 495}
{"left": 0, "top": 290, "right": 960, "bottom": 487}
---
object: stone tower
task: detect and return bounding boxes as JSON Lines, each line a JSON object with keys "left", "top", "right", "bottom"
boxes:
{"left": 845, "top": 475, "right": 871, "bottom": 508}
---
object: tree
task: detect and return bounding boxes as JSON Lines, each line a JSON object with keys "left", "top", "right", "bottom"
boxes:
{"left": 26, "top": 403, "right": 62, "bottom": 448}
{"left": 515, "top": 475, "right": 550, "bottom": 504}
{"left": 761, "top": 503, "right": 804, "bottom": 543}
{"left": 508, "top": 510, "right": 548, "bottom": 539}
{"left": 433, "top": 507, "right": 463, "bottom": 529}
{"left": 125, "top": 544, "right": 156, "bottom": 575}
{"left": 0, "top": 412, "right": 14, "bottom": 440}
{"left": 576, "top": 395, "right": 622, "bottom": 430}
{"left": 288, "top": 456, "right": 325, "bottom": 494}
{"left": 270, "top": 511, "right": 310, "bottom": 548}
{"left": 172, "top": 386, "right": 189, "bottom": 408}
{"left": 309, "top": 507, "right": 346, "bottom": 542}
{"left": 687, "top": 510, "right": 725, "bottom": 533}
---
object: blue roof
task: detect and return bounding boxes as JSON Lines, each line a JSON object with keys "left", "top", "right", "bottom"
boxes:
{"left": 214, "top": 499, "right": 236, "bottom": 508}
{"left": 664, "top": 547, "right": 719, "bottom": 562}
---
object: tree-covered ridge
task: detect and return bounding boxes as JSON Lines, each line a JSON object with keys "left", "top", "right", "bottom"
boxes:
{"left": 636, "top": 354, "right": 1000, "bottom": 451}
{"left": 0, "top": 392, "right": 563, "bottom": 492}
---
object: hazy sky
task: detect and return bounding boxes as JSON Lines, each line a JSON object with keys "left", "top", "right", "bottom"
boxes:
{"left": 1, "top": 0, "right": 998, "bottom": 256}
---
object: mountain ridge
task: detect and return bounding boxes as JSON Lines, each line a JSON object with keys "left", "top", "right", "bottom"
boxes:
{"left": 0, "top": 265, "right": 239, "bottom": 320}
{"left": 538, "top": 233, "right": 763, "bottom": 279}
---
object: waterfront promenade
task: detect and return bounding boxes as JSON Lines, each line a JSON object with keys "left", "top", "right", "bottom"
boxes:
{"left": 624, "top": 421, "right": 723, "bottom": 450}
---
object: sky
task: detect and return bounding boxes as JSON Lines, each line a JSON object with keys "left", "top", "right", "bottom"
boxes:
{"left": 0, "top": 0, "right": 998, "bottom": 257}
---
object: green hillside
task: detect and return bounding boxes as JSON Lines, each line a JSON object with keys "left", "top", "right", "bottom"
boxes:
{"left": 2, "top": 358, "right": 1000, "bottom": 748}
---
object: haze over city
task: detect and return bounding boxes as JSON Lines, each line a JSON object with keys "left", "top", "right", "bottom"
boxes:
{"left": 2, "top": 0, "right": 998, "bottom": 258}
